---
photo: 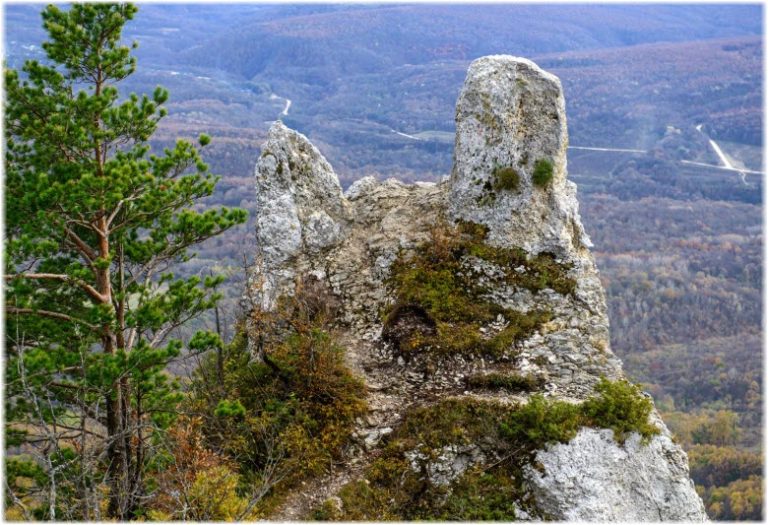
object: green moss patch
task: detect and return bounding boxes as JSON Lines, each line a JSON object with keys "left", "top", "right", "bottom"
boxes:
{"left": 313, "top": 379, "right": 659, "bottom": 520}
{"left": 383, "top": 220, "right": 574, "bottom": 357}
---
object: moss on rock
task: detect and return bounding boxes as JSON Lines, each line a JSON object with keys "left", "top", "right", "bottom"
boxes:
{"left": 492, "top": 166, "right": 521, "bottom": 192}
{"left": 466, "top": 371, "right": 544, "bottom": 392}
{"left": 313, "top": 398, "right": 531, "bottom": 520}
{"left": 383, "top": 220, "right": 574, "bottom": 357}
{"left": 313, "top": 379, "right": 659, "bottom": 520}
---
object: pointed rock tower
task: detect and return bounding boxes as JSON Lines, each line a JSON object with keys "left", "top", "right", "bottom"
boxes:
{"left": 247, "top": 57, "right": 707, "bottom": 521}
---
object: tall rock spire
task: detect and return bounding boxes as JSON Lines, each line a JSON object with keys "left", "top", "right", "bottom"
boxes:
{"left": 449, "top": 55, "right": 591, "bottom": 258}
{"left": 251, "top": 121, "right": 349, "bottom": 309}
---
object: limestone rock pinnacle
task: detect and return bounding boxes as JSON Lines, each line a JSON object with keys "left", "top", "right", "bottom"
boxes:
{"left": 247, "top": 57, "right": 708, "bottom": 521}
{"left": 449, "top": 55, "right": 591, "bottom": 259}
{"left": 251, "top": 121, "right": 349, "bottom": 308}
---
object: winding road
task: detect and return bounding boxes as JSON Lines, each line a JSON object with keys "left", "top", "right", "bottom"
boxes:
{"left": 270, "top": 93, "right": 292, "bottom": 118}
{"left": 384, "top": 126, "right": 761, "bottom": 183}
{"left": 568, "top": 129, "right": 761, "bottom": 182}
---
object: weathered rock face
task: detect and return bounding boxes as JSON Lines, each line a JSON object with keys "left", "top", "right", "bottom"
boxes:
{"left": 449, "top": 55, "right": 590, "bottom": 260}
{"left": 527, "top": 427, "right": 708, "bottom": 521}
{"left": 251, "top": 121, "right": 349, "bottom": 309}
{"left": 247, "top": 56, "right": 707, "bottom": 521}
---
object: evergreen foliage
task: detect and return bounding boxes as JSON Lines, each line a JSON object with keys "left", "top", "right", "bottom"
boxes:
{"left": 532, "top": 158, "right": 554, "bottom": 187}
{"left": 501, "top": 378, "right": 659, "bottom": 447}
{"left": 581, "top": 377, "right": 660, "bottom": 443}
{"left": 4, "top": 3, "right": 246, "bottom": 519}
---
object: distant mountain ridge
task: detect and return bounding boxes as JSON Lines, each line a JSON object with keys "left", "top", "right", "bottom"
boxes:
{"left": 177, "top": 4, "right": 761, "bottom": 80}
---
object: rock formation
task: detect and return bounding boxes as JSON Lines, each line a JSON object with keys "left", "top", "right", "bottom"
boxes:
{"left": 247, "top": 55, "right": 707, "bottom": 520}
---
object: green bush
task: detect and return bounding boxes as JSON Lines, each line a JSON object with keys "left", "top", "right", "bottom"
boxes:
{"left": 501, "top": 394, "right": 583, "bottom": 446}
{"left": 214, "top": 399, "right": 246, "bottom": 418}
{"left": 581, "top": 378, "right": 660, "bottom": 443}
{"left": 498, "top": 378, "right": 659, "bottom": 449}
{"left": 501, "top": 379, "right": 659, "bottom": 447}
{"left": 532, "top": 158, "right": 554, "bottom": 187}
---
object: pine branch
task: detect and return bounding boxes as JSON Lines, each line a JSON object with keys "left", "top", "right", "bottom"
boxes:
{"left": 6, "top": 307, "right": 99, "bottom": 331}
{"left": 5, "top": 273, "right": 108, "bottom": 303}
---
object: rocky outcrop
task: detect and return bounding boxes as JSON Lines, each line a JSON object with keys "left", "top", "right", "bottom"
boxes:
{"left": 247, "top": 56, "right": 707, "bottom": 521}
{"left": 251, "top": 121, "right": 349, "bottom": 309}
{"left": 527, "top": 427, "right": 708, "bottom": 521}
{"left": 449, "top": 56, "right": 590, "bottom": 258}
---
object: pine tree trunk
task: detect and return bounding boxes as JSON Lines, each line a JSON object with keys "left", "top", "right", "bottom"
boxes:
{"left": 96, "top": 215, "right": 131, "bottom": 519}
{"left": 105, "top": 387, "right": 123, "bottom": 518}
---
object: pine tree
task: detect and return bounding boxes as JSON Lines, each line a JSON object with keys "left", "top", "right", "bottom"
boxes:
{"left": 4, "top": 3, "right": 247, "bottom": 519}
